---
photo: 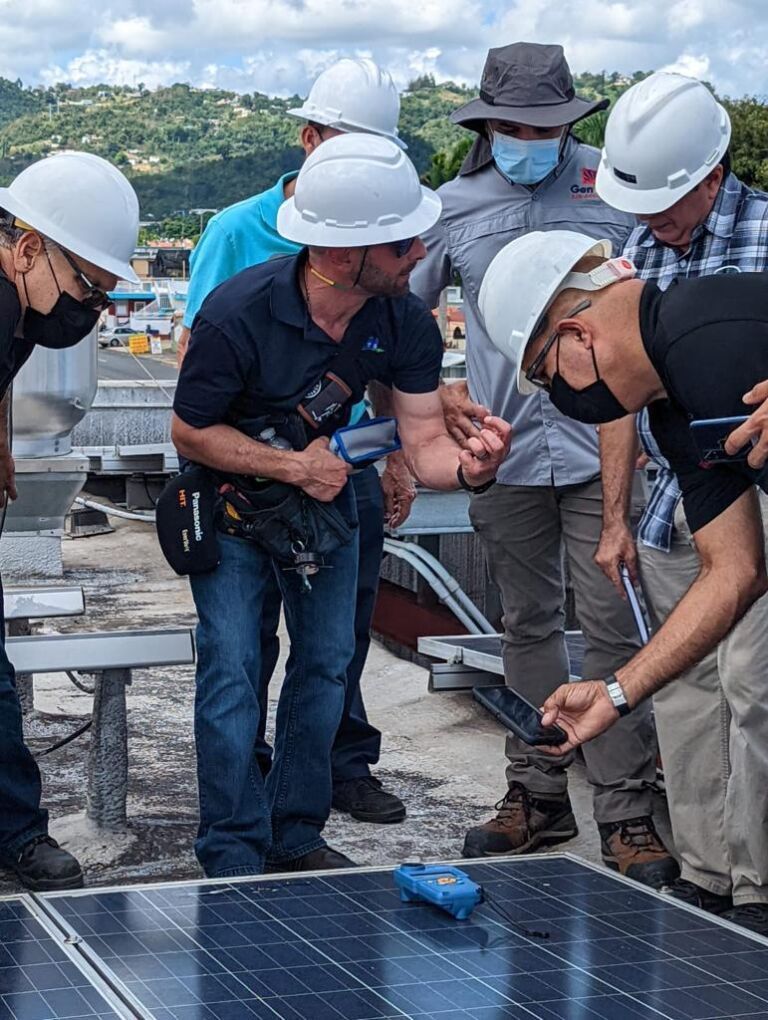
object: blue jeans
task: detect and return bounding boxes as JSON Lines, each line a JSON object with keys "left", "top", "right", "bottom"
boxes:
{"left": 251, "top": 467, "right": 384, "bottom": 782}
{"left": 0, "top": 581, "right": 49, "bottom": 862}
{"left": 190, "top": 484, "right": 359, "bottom": 877}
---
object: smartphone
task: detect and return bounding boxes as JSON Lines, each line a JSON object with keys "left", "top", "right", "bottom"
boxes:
{"left": 473, "top": 686, "right": 568, "bottom": 747}
{"left": 689, "top": 416, "right": 752, "bottom": 463}
{"left": 619, "top": 564, "right": 650, "bottom": 644}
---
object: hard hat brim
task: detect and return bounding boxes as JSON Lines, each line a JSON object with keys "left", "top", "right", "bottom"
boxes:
{"left": 0, "top": 187, "right": 140, "bottom": 283}
{"left": 595, "top": 144, "right": 730, "bottom": 216}
{"left": 286, "top": 106, "right": 407, "bottom": 149}
{"left": 276, "top": 186, "right": 441, "bottom": 247}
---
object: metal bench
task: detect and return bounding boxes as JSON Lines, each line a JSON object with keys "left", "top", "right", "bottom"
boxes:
{"left": 8, "top": 628, "right": 196, "bottom": 830}
{"left": 5, "top": 586, "right": 87, "bottom": 713}
{"left": 5, "top": 585, "right": 86, "bottom": 622}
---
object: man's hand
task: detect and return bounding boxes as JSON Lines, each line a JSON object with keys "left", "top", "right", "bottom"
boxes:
{"left": 594, "top": 522, "right": 638, "bottom": 596}
{"left": 291, "top": 438, "right": 352, "bottom": 502}
{"left": 439, "top": 380, "right": 492, "bottom": 447}
{"left": 380, "top": 451, "right": 416, "bottom": 529}
{"left": 0, "top": 446, "right": 17, "bottom": 509}
{"left": 725, "top": 380, "right": 768, "bottom": 467}
{"left": 539, "top": 680, "right": 620, "bottom": 755}
{"left": 458, "top": 416, "right": 512, "bottom": 487}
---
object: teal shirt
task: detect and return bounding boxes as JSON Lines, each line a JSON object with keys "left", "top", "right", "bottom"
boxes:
{"left": 184, "top": 171, "right": 366, "bottom": 424}
{"left": 184, "top": 173, "right": 301, "bottom": 328}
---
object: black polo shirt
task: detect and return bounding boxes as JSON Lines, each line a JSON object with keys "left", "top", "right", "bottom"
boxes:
{"left": 641, "top": 274, "right": 768, "bottom": 532}
{"left": 0, "top": 272, "right": 35, "bottom": 400}
{"left": 174, "top": 254, "right": 443, "bottom": 436}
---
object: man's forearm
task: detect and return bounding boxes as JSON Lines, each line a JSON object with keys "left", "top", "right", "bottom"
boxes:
{"left": 599, "top": 416, "right": 637, "bottom": 527}
{"left": 616, "top": 551, "right": 767, "bottom": 707}
{"left": 172, "top": 418, "right": 302, "bottom": 484}
{"left": 403, "top": 434, "right": 461, "bottom": 490}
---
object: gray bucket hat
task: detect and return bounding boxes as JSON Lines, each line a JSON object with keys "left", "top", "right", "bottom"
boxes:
{"left": 452, "top": 43, "right": 608, "bottom": 133}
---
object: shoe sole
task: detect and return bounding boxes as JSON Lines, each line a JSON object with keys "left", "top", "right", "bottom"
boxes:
{"left": 340, "top": 806, "right": 407, "bottom": 825}
{"left": 461, "top": 822, "right": 578, "bottom": 859}
{"left": 9, "top": 870, "right": 84, "bottom": 892}
{"left": 602, "top": 857, "right": 680, "bottom": 889}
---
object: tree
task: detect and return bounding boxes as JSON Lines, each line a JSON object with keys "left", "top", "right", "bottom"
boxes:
{"left": 423, "top": 137, "right": 473, "bottom": 188}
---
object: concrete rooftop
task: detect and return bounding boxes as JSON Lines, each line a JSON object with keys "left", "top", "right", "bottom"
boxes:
{"left": 1, "top": 513, "right": 671, "bottom": 894}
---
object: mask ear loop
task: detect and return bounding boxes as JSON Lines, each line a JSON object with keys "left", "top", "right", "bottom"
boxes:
{"left": 43, "top": 247, "right": 63, "bottom": 298}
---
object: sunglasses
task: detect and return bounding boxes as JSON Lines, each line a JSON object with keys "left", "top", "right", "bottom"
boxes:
{"left": 56, "top": 246, "right": 111, "bottom": 311}
{"left": 391, "top": 236, "right": 417, "bottom": 259}
{"left": 525, "top": 299, "right": 592, "bottom": 390}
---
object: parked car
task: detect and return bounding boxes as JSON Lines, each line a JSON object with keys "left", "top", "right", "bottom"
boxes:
{"left": 98, "top": 325, "right": 148, "bottom": 349}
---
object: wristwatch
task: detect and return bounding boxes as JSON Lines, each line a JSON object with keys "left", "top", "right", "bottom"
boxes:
{"left": 456, "top": 465, "right": 496, "bottom": 495}
{"left": 604, "top": 675, "right": 631, "bottom": 717}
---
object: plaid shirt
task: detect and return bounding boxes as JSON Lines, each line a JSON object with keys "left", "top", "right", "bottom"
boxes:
{"left": 622, "top": 173, "right": 768, "bottom": 551}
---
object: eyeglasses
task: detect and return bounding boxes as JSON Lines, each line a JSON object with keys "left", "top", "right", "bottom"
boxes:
{"left": 524, "top": 299, "right": 592, "bottom": 390}
{"left": 391, "top": 236, "right": 417, "bottom": 259}
{"left": 55, "top": 246, "right": 111, "bottom": 311}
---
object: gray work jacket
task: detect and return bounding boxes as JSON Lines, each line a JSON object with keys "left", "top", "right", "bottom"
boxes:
{"left": 411, "top": 137, "right": 636, "bottom": 487}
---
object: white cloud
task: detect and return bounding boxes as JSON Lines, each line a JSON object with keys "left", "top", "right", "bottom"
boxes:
{"left": 0, "top": 0, "right": 766, "bottom": 98}
{"left": 660, "top": 52, "right": 712, "bottom": 79}
{"left": 41, "top": 51, "right": 191, "bottom": 90}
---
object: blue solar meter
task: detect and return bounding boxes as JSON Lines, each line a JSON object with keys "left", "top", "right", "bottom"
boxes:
{"left": 393, "top": 863, "right": 484, "bottom": 920}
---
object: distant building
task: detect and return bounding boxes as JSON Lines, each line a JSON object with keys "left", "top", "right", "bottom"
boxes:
{"left": 131, "top": 246, "right": 191, "bottom": 280}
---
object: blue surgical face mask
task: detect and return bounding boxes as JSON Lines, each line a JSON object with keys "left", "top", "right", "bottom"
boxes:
{"left": 491, "top": 132, "right": 561, "bottom": 185}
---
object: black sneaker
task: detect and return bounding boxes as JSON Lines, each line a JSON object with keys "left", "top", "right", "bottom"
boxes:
{"left": 721, "top": 903, "right": 768, "bottom": 936}
{"left": 662, "top": 877, "right": 732, "bottom": 915}
{"left": 462, "top": 783, "right": 578, "bottom": 858}
{"left": 6, "top": 836, "right": 83, "bottom": 892}
{"left": 266, "top": 846, "right": 358, "bottom": 874}
{"left": 599, "top": 816, "right": 679, "bottom": 889}
{"left": 332, "top": 776, "right": 406, "bottom": 824}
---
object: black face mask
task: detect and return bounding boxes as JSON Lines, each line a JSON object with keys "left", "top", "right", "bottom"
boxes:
{"left": 548, "top": 340, "right": 629, "bottom": 425}
{"left": 21, "top": 259, "right": 101, "bottom": 350}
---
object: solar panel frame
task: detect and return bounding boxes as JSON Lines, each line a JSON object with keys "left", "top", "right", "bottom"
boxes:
{"left": 33, "top": 854, "right": 768, "bottom": 1020}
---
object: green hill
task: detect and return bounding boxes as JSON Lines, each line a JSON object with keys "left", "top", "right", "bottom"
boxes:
{"left": 1, "top": 73, "right": 767, "bottom": 238}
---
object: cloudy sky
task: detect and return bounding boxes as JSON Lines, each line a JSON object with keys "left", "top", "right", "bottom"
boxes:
{"left": 1, "top": 0, "right": 765, "bottom": 97}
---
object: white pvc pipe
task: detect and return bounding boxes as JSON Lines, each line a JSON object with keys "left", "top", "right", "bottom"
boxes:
{"left": 74, "top": 496, "right": 156, "bottom": 524}
{"left": 382, "top": 538, "right": 486, "bottom": 635}
{"left": 388, "top": 538, "right": 495, "bottom": 634}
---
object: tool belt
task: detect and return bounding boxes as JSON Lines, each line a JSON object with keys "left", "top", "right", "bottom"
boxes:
{"left": 156, "top": 463, "right": 357, "bottom": 578}
{"left": 217, "top": 476, "right": 357, "bottom": 569}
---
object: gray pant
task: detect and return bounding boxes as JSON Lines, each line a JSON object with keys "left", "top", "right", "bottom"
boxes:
{"left": 639, "top": 497, "right": 768, "bottom": 904}
{"left": 470, "top": 478, "right": 657, "bottom": 824}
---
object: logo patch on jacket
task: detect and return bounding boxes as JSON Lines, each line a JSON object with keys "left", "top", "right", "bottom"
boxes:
{"left": 571, "top": 166, "right": 599, "bottom": 200}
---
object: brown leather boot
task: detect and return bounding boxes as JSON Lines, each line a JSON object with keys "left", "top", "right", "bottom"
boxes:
{"left": 462, "top": 782, "right": 578, "bottom": 858}
{"left": 599, "top": 816, "right": 679, "bottom": 889}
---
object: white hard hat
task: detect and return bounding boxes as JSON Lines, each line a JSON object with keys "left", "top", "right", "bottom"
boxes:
{"left": 478, "top": 231, "right": 613, "bottom": 395}
{"left": 596, "top": 72, "right": 731, "bottom": 215}
{"left": 277, "top": 133, "right": 441, "bottom": 247}
{"left": 0, "top": 151, "right": 140, "bottom": 282}
{"left": 288, "top": 58, "right": 406, "bottom": 149}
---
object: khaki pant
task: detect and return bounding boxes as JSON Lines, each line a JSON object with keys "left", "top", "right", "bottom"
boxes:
{"left": 470, "top": 478, "right": 657, "bottom": 824}
{"left": 639, "top": 496, "right": 768, "bottom": 904}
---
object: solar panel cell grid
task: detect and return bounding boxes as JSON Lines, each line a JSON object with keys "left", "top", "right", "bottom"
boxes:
{"left": 0, "top": 899, "right": 119, "bottom": 1020}
{"left": 40, "top": 857, "right": 768, "bottom": 1020}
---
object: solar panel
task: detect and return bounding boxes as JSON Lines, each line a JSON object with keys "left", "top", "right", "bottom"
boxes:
{"left": 39, "top": 855, "right": 768, "bottom": 1020}
{"left": 0, "top": 896, "right": 120, "bottom": 1020}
